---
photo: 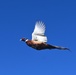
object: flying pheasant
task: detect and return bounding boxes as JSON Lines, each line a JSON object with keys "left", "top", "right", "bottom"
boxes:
{"left": 20, "top": 21, "right": 69, "bottom": 51}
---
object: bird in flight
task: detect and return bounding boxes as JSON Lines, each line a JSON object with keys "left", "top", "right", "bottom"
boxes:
{"left": 20, "top": 21, "right": 69, "bottom": 51}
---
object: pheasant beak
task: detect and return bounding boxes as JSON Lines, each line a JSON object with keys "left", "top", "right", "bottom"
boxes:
{"left": 20, "top": 39, "right": 22, "bottom": 41}
{"left": 20, "top": 38, "right": 26, "bottom": 42}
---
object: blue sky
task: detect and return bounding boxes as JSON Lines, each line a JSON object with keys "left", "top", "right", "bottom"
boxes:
{"left": 0, "top": 0, "right": 76, "bottom": 75}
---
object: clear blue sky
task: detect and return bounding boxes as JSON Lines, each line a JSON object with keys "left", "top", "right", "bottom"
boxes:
{"left": 0, "top": 0, "right": 76, "bottom": 75}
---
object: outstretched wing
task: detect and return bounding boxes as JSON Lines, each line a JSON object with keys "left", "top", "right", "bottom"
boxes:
{"left": 32, "top": 21, "right": 47, "bottom": 42}
{"left": 33, "top": 21, "right": 45, "bottom": 35}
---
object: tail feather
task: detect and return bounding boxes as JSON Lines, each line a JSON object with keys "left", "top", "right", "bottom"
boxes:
{"left": 47, "top": 44, "right": 70, "bottom": 51}
{"left": 55, "top": 46, "right": 69, "bottom": 50}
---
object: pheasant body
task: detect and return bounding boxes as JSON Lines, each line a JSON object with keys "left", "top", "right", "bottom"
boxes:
{"left": 20, "top": 21, "right": 69, "bottom": 51}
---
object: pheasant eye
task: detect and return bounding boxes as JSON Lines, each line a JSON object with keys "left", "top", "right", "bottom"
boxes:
{"left": 21, "top": 38, "right": 25, "bottom": 41}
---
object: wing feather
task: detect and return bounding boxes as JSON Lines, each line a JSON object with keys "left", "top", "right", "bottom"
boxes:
{"left": 32, "top": 21, "right": 47, "bottom": 42}
{"left": 33, "top": 21, "right": 45, "bottom": 35}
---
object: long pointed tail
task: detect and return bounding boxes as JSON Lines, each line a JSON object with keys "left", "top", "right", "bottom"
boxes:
{"left": 54, "top": 46, "right": 70, "bottom": 50}
{"left": 47, "top": 44, "right": 70, "bottom": 51}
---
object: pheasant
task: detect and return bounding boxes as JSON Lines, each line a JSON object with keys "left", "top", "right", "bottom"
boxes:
{"left": 20, "top": 21, "right": 69, "bottom": 51}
